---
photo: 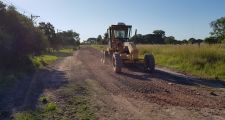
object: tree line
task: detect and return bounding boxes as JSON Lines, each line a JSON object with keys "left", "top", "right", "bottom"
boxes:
{"left": 0, "top": 2, "right": 80, "bottom": 73}
{"left": 85, "top": 17, "right": 225, "bottom": 45}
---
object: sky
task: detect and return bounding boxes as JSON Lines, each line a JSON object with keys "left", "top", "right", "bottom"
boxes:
{"left": 3, "top": 0, "right": 225, "bottom": 41}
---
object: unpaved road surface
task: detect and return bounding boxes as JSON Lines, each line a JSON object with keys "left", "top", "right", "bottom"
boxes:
{"left": 77, "top": 47, "right": 225, "bottom": 120}
{"left": 1, "top": 46, "right": 225, "bottom": 120}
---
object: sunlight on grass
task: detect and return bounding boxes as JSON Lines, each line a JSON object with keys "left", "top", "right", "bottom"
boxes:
{"left": 59, "top": 48, "right": 74, "bottom": 54}
{"left": 90, "top": 45, "right": 107, "bottom": 51}
{"left": 45, "top": 103, "right": 57, "bottom": 112}
{"left": 31, "top": 55, "right": 58, "bottom": 68}
{"left": 14, "top": 112, "right": 35, "bottom": 120}
{"left": 138, "top": 44, "right": 225, "bottom": 79}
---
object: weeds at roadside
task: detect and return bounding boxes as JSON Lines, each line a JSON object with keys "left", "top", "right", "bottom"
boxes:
{"left": 13, "top": 84, "right": 95, "bottom": 120}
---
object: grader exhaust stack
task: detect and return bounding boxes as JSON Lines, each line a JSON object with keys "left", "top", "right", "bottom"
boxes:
{"left": 101, "top": 23, "right": 155, "bottom": 73}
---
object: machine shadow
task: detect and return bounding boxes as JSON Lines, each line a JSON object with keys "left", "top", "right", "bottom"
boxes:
{"left": 122, "top": 64, "right": 225, "bottom": 89}
{"left": 0, "top": 67, "right": 69, "bottom": 119}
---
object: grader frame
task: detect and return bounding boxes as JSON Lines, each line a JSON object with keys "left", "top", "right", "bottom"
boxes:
{"left": 101, "top": 23, "right": 155, "bottom": 73}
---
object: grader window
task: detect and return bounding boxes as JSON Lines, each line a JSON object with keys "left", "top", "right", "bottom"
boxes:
{"left": 114, "top": 30, "right": 127, "bottom": 39}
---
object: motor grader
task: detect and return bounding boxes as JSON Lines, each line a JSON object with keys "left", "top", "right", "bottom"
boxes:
{"left": 101, "top": 23, "right": 155, "bottom": 73}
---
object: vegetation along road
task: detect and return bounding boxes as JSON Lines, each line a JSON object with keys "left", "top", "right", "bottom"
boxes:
{"left": 1, "top": 46, "right": 225, "bottom": 120}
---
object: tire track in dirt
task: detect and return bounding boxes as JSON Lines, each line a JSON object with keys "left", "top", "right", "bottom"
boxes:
{"left": 79, "top": 47, "right": 225, "bottom": 109}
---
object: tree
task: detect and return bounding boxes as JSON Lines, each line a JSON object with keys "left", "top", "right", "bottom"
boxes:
{"left": 188, "top": 38, "right": 196, "bottom": 44}
{"left": 210, "top": 17, "right": 225, "bottom": 42}
{"left": 96, "top": 35, "right": 103, "bottom": 44}
{"left": 0, "top": 3, "right": 49, "bottom": 71}
{"left": 57, "top": 30, "right": 80, "bottom": 47}
{"left": 103, "top": 32, "right": 108, "bottom": 40}
{"left": 0, "top": 1, "right": 6, "bottom": 12}
{"left": 196, "top": 39, "right": 203, "bottom": 46}
{"left": 204, "top": 37, "right": 219, "bottom": 44}
{"left": 129, "top": 34, "right": 144, "bottom": 44}
{"left": 102, "top": 32, "right": 108, "bottom": 44}
{"left": 38, "top": 22, "right": 58, "bottom": 50}
{"left": 165, "top": 36, "right": 177, "bottom": 44}
{"left": 182, "top": 39, "right": 188, "bottom": 44}
{"left": 153, "top": 30, "right": 165, "bottom": 38}
{"left": 143, "top": 33, "right": 165, "bottom": 44}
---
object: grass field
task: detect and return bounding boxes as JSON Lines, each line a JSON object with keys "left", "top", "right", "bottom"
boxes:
{"left": 91, "top": 44, "right": 225, "bottom": 80}
{"left": 31, "top": 48, "right": 74, "bottom": 68}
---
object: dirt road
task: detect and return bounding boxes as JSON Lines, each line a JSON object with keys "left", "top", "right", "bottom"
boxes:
{"left": 1, "top": 46, "right": 225, "bottom": 120}
{"left": 76, "top": 47, "right": 225, "bottom": 120}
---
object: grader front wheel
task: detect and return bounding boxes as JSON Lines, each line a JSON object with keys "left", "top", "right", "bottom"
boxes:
{"left": 112, "top": 53, "right": 122, "bottom": 73}
{"left": 144, "top": 54, "right": 155, "bottom": 73}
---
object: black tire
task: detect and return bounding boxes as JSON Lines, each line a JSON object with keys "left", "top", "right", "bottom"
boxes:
{"left": 144, "top": 53, "right": 155, "bottom": 73}
{"left": 112, "top": 53, "right": 122, "bottom": 73}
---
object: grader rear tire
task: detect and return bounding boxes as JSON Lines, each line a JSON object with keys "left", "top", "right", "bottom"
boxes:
{"left": 144, "top": 53, "right": 155, "bottom": 73}
{"left": 112, "top": 53, "right": 122, "bottom": 73}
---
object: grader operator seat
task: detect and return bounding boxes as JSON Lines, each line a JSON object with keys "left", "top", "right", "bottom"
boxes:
{"left": 107, "top": 23, "right": 132, "bottom": 53}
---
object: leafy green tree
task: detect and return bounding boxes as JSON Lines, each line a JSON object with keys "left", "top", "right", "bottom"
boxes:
{"left": 102, "top": 32, "right": 108, "bottom": 44}
{"left": 103, "top": 32, "right": 108, "bottom": 40}
{"left": 57, "top": 30, "right": 80, "bottom": 46}
{"left": 153, "top": 30, "right": 165, "bottom": 38}
{"left": 129, "top": 34, "right": 144, "bottom": 44}
{"left": 210, "top": 17, "right": 225, "bottom": 42}
{"left": 38, "top": 22, "right": 59, "bottom": 50}
{"left": 188, "top": 38, "right": 196, "bottom": 44}
{"left": 165, "top": 36, "right": 177, "bottom": 44}
{"left": 96, "top": 35, "right": 103, "bottom": 44}
{"left": 0, "top": 2, "right": 49, "bottom": 71}
{"left": 182, "top": 39, "right": 188, "bottom": 44}
{"left": 204, "top": 37, "right": 219, "bottom": 44}
{"left": 143, "top": 33, "right": 165, "bottom": 44}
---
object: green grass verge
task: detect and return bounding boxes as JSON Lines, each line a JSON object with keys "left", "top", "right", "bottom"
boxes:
{"left": 56, "top": 84, "right": 95, "bottom": 120}
{"left": 90, "top": 45, "right": 107, "bottom": 51}
{"left": 13, "top": 84, "right": 95, "bottom": 120}
{"left": 14, "top": 112, "right": 36, "bottom": 120}
{"left": 13, "top": 102, "right": 58, "bottom": 120}
{"left": 137, "top": 44, "right": 225, "bottom": 80}
{"left": 31, "top": 47, "right": 74, "bottom": 68}
{"left": 31, "top": 55, "right": 58, "bottom": 68}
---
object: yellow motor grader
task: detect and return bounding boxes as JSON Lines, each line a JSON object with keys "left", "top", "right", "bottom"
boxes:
{"left": 101, "top": 23, "right": 155, "bottom": 73}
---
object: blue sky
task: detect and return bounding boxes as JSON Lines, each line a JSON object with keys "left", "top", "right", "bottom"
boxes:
{"left": 4, "top": 0, "right": 225, "bottom": 41}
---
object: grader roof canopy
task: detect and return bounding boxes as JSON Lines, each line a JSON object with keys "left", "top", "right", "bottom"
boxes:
{"left": 110, "top": 25, "right": 132, "bottom": 30}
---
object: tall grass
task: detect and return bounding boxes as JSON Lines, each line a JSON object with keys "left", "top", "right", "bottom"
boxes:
{"left": 90, "top": 45, "right": 107, "bottom": 51}
{"left": 138, "top": 44, "right": 225, "bottom": 79}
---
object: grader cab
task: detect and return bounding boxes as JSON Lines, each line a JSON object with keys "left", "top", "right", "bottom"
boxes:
{"left": 101, "top": 23, "right": 155, "bottom": 73}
